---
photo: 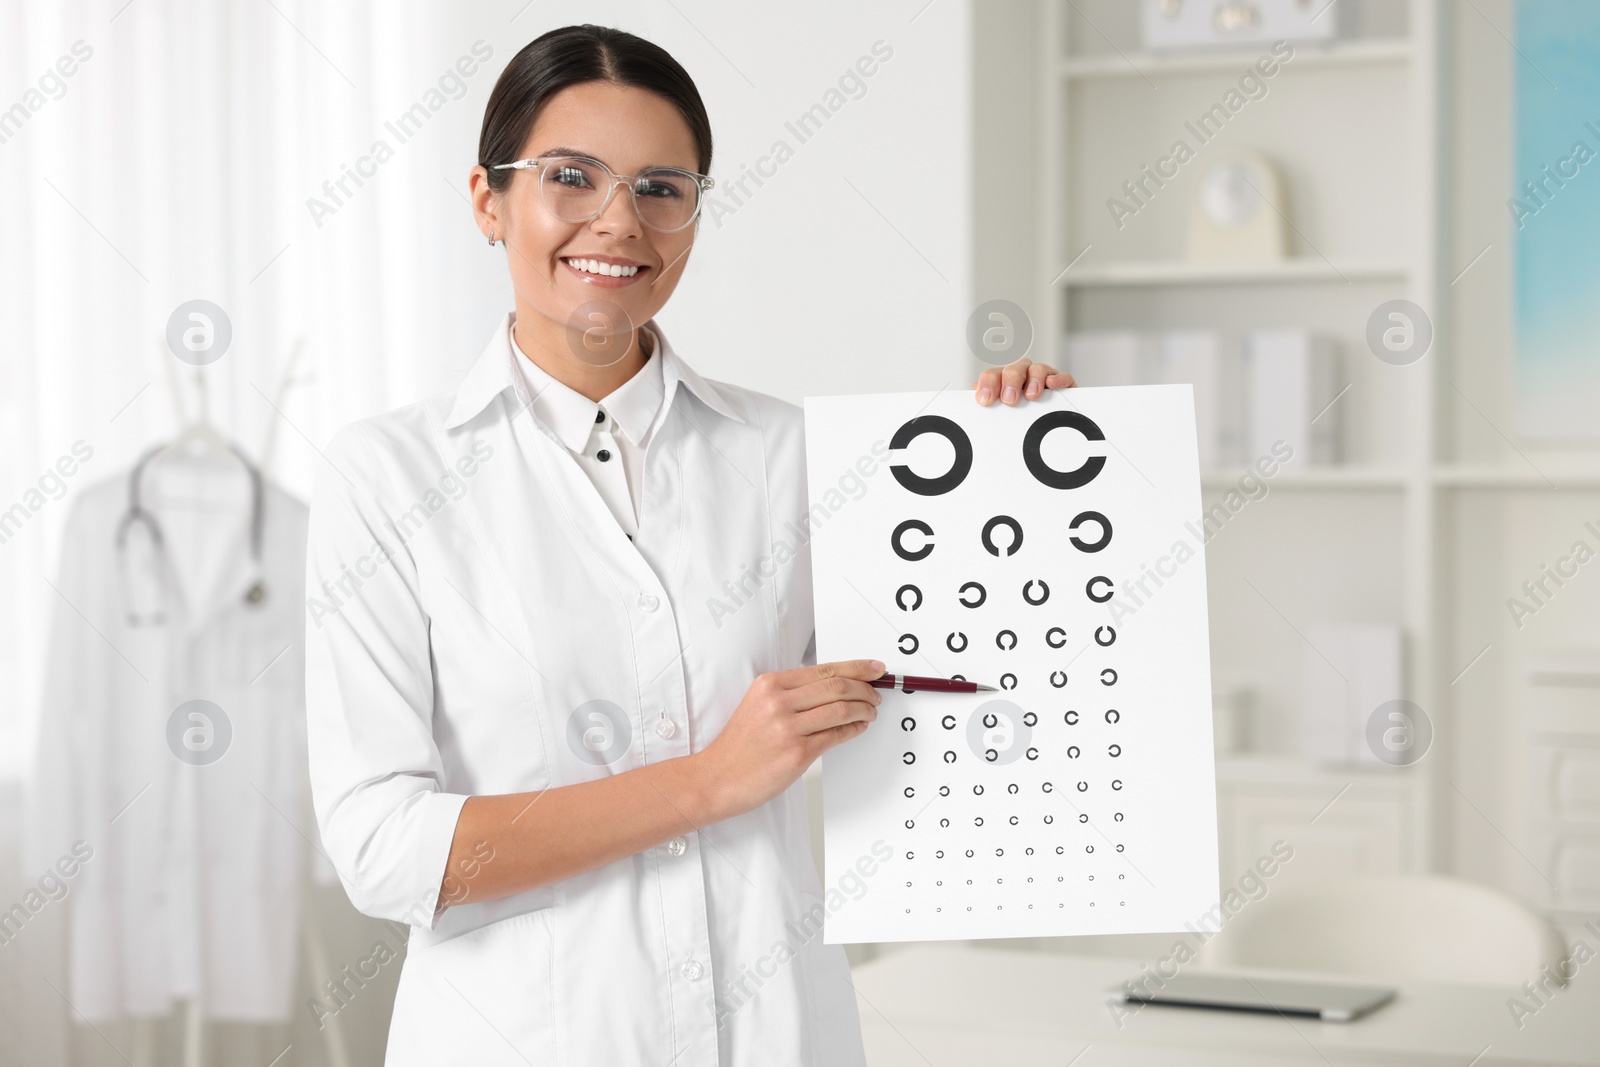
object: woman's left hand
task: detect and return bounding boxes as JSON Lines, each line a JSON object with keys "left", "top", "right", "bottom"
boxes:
{"left": 974, "top": 357, "right": 1077, "bottom": 406}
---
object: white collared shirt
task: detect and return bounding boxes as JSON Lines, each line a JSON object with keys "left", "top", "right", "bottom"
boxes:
{"left": 508, "top": 313, "right": 665, "bottom": 538}
{"left": 303, "top": 312, "right": 865, "bottom": 1066}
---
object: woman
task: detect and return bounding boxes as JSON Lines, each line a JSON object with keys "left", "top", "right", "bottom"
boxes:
{"left": 304, "top": 23, "right": 1075, "bottom": 1066}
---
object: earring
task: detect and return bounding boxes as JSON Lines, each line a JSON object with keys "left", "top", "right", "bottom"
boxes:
{"left": 487, "top": 230, "right": 497, "bottom": 246}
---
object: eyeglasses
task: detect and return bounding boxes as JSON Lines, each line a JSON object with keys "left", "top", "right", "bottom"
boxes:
{"left": 490, "top": 154, "right": 715, "bottom": 233}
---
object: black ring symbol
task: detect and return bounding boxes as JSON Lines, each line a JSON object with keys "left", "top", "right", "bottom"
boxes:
{"left": 1077, "top": 781, "right": 1088, "bottom": 792}
{"left": 1045, "top": 626, "right": 1067, "bottom": 649}
{"left": 1042, "top": 782, "right": 1053, "bottom": 792}
{"left": 1069, "top": 511, "right": 1112, "bottom": 552}
{"left": 1114, "top": 812, "right": 1123, "bottom": 822}
{"left": 1021, "top": 410, "right": 1108, "bottom": 490}
{"left": 974, "top": 784, "right": 984, "bottom": 795}
{"left": 1109, "top": 744, "right": 1121, "bottom": 757}
{"left": 1008, "top": 782, "right": 1020, "bottom": 793}
{"left": 1095, "top": 625, "right": 1116, "bottom": 647}
{"left": 1064, "top": 710, "right": 1079, "bottom": 725}
{"left": 1086, "top": 576, "right": 1113, "bottom": 603}
{"left": 943, "top": 750, "right": 957, "bottom": 763}
{"left": 902, "top": 752, "right": 915, "bottom": 764}
{"left": 958, "top": 581, "right": 986, "bottom": 607}
{"left": 939, "top": 785, "right": 950, "bottom": 796}
{"left": 1022, "top": 712, "right": 1037, "bottom": 726}
{"left": 1111, "top": 779, "right": 1123, "bottom": 790}
{"left": 1050, "top": 671, "right": 1068, "bottom": 688}
{"left": 905, "top": 819, "right": 914, "bottom": 829}
{"left": 996, "top": 629, "right": 1017, "bottom": 650}
{"left": 1101, "top": 668, "right": 1118, "bottom": 686}
{"left": 891, "top": 519, "right": 935, "bottom": 561}
{"left": 1023, "top": 579, "right": 1049, "bottom": 605}
{"left": 1026, "top": 747, "right": 1038, "bottom": 760}
{"left": 985, "top": 749, "right": 998, "bottom": 762}
{"left": 1079, "top": 813, "right": 1089, "bottom": 823}
{"left": 1009, "top": 815, "right": 1018, "bottom": 825}
{"left": 983, "top": 712, "right": 998, "bottom": 728}
{"left": 898, "top": 633, "right": 919, "bottom": 655}
{"left": 946, "top": 632, "right": 968, "bottom": 653}
{"left": 1067, "top": 745, "right": 1080, "bottom": 758}
{"left": 981, "top": 515, "right": 1023, "bottom": 557}
{"left": 1105, "top": 709, "right": 1120, "bottom": 724}
{"left": 1000, "top": 673, "right": 1018, "bottom": 690}
{"left": 895, "top": 584, "right": 923, "bottom": 611}
{"left": 905, "top": 786, "right": 915, "bottom": 797}
{"left": 889, "top": 415, "right": 974, "bottom": 496}
{"left": 941, "top": 714, "right": 957, "bottom": 730}
{"left": 901, "top": 717, "right": 916, "bottom": 731}
{"left": 951, "top": 674, "right": 966, "bottom": 682}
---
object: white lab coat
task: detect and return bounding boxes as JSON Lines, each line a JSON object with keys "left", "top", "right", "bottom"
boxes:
{"left": 303, "top": 313, "right": 867, "bottom": 1065}
{"left": 25, "top": 449, "right": 317, "bottom": 1022}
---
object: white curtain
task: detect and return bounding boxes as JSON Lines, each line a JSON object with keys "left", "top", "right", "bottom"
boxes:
{"left": 0, "top": 0, "right": 510, "bottom": 768}
{"left": 0, "top": 2, "right": 511, "bottom": 1062}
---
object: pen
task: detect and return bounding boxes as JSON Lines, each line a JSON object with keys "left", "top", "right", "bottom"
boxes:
{"left": 868, "top": 673, "right": 998, "bottom": 694}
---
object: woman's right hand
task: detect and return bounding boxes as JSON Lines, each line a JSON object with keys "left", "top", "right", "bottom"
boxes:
{"left": 695, "top": 659, "right": 886, "bottom": 818}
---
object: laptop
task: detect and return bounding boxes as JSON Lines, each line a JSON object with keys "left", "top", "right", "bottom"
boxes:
{"left": 1108, "top": 972, "right": 1397, "bottom": 1022}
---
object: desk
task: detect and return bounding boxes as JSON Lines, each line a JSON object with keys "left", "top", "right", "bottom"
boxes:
{"left": 848, "top": 945, "right": 1600, "bottom": 1066}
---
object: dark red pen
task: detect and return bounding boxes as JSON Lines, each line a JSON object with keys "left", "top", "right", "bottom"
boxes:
{"left": 869, "top": 673, "right": 997, "bottom": 694}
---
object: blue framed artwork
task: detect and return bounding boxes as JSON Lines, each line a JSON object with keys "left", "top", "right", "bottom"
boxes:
{"left": 1512, "top": 1, "right": 1600, "bottom": 438}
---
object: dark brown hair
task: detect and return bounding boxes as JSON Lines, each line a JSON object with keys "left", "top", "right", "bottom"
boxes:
{"left": 478, "top": 24, "right": 713, "bottom": 194}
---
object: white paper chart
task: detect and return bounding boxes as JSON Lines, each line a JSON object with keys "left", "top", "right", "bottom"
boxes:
{"left": 804, "top": 385, "right": 1220, "bottom": 944}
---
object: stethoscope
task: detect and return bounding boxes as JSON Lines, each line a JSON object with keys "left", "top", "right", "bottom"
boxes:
{"left": 114, "top": 442, "right": 268, "bottom": 627}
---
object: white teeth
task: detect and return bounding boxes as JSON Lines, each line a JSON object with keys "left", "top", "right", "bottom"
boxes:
{"left": 568, "top": 258, "right": 639, "bottom": 277}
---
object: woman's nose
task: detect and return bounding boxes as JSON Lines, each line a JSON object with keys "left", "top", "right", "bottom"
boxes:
{"left": 589, "top": 179, "right": 645, "bottom": 237}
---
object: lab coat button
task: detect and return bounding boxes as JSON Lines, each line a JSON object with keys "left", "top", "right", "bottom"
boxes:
{"left": 682, "top": 959, "right": 704, "bottom": 981}
{"left": 666, "top": 836, "right": 687, "bottom": 856}
{"left": 637, "top": 593, "right": 659, "bottom": 612}
{"left": 596, "top": 449, "right": 612, "bottom": 462}
{"left": 654, "top": 718, "right": 677, "bottom": 739}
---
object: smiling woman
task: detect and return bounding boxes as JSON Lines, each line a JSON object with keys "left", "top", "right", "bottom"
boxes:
{"left": 302, "top": 22, "right": 1070, "bottom": 1067}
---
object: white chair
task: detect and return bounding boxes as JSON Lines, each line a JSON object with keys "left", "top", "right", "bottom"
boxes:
{"left": 1197, "top": 875, "right": 1569, "bottom": 987}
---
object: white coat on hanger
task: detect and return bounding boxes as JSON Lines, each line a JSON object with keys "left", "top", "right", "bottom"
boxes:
{"left": 25, "top": 436, "right": 318, "bottom": 1022}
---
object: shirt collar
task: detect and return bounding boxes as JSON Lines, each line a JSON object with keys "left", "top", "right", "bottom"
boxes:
{"left": 443, "top": 311, "right": 746, "bottom": 436}
{"left": 510, "top": 316, "right": 667, "bottom": 452}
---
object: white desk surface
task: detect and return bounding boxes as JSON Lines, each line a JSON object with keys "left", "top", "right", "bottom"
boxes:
{"left": 848, "top": 945, "right": 1600, "bottom": 1066}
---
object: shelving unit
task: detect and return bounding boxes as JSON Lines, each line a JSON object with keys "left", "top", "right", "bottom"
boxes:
{"left": 972, "top": 0, "right": 1600, "bottom": 921}
{"left": 972, "top": 0, "right": 1444, "bottom": 889}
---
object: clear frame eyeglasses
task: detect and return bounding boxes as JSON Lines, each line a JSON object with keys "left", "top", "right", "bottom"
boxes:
{"left": 490, "top": 154, "right": 715, "bottom": 233}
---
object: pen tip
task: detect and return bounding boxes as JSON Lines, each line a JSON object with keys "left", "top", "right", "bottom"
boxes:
{"left": 977, "top": 683, "right": 998, "bottom": 691}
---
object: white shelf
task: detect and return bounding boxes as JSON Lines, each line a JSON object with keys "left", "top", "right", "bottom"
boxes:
{"left": 1433, "top": 464, "right": 1600, "bottom": 489}
{"left": 1059, "top": 38, "right": 1414, "bottom": 80}
{"left": 1201, "top": 465, "right": 1600, "bottom": 491}
{"left": 1201, "top": 466, "right": 1410, "bottom": 490}
{"left": 1059, "top": 258, "right": 1408, "bottom": 288}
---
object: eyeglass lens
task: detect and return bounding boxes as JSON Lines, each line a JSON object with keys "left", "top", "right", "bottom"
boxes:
{"left": 541, "top": 156, "right": 701, "bottom": 231}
